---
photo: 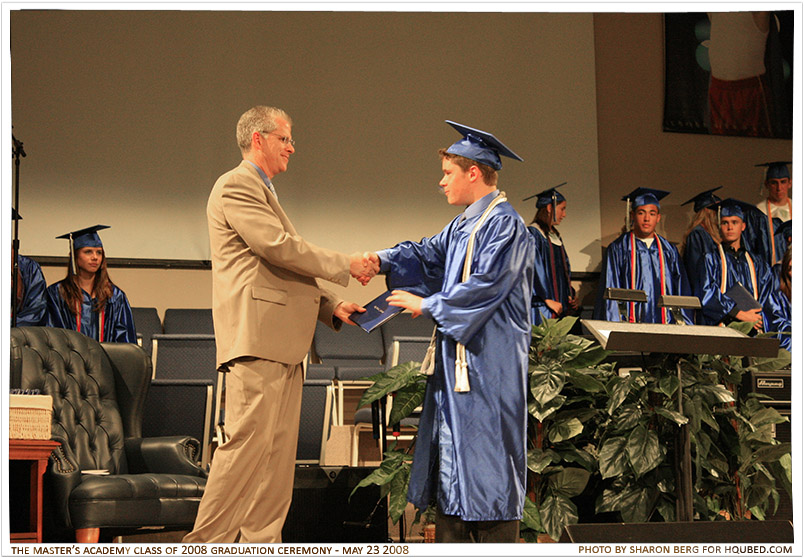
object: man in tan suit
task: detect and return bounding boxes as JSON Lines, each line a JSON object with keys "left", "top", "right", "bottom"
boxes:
{"left": 183, "top": 106, "right": 376, "bottom": 543}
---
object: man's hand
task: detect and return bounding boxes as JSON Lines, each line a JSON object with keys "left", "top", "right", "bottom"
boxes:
{"left": 545, "top": 299, "right": 563, "bottom": 316}
{"left": 735, "top": 308, "right": 763, "bottom": 330}
{"left": 350, "top": 252, "right": 380, "bottom": 286}
{"left": 386, "top": 290, "right": 423, "bottom": 318}
{"left": 335, "top": 301, "right": 365, "bottom": 326}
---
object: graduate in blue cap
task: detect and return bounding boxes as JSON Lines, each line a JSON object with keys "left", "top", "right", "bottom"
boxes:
{"left": 45, "top": 225, "right": 137, "bottom": 343}
{"left": 754, "top": 161, "right": 792, "bottom": 265}
{"left": 369, "top": 120, "right": 534, "bottom": 542}
{"left": 680, "top": 187, "right": 722, "bottom": 295}
{"left": 523, "top": 183, "right": 578, "bottom": 325}
{"left": 696, "top": 199, "right": 782, "bottom": 333}
{"left": 11, "top": 209, "right": 47, "bottom": 326}
{"left": 593, "top": 188, "right": 691, "bottom": 324}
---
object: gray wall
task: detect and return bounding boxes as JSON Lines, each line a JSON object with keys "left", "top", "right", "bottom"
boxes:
{"left": 11, "top": 10, "right": 602, "bottom": 273}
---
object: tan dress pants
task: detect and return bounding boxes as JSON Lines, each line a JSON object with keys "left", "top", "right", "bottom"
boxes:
{"left": 183, "top": 357, "right": 304, "bottom": 543}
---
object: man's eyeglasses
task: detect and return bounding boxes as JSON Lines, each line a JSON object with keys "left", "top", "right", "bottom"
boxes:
{"left": 261, "top": 131, "right": 295, "bottom": 146}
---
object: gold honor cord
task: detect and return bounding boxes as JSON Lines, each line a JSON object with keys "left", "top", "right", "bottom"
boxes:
{"left": 453, "top": 192, "right": 508, "bottom": 393}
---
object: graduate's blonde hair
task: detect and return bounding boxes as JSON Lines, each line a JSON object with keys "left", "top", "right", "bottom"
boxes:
{"left": 438, "top": 149, "right": 498, "bottom": 186}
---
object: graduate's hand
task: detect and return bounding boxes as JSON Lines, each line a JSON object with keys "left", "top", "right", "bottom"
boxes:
{"left": 735, "top": 308, "right": 763, "bottom": 330}
{"left": 545, "top": 299, "right": 563, "bottom": 316}
{"left": 350, "top": 252, "right": 380, "bottom": 285}
{"left": 386, "top": 290, "right": 423, "bottom": 318}
{"left": 335, "top": 301, "right": 365, "bottom": 326}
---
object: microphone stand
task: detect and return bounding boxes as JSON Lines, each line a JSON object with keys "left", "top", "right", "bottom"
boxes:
{"left": 11, "top": 132, "right": 26, "bottom": 327}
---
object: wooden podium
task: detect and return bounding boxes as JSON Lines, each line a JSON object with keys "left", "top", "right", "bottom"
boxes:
{"left": 9, "top": 439, "right": 60, "bottom": 543}
{"left": 581, "top": 320, "right": 780, "bottom": 522}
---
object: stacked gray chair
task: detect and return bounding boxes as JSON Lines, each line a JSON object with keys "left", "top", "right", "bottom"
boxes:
{"left": 130, "top": 306, "right": 162, "bottom": 358}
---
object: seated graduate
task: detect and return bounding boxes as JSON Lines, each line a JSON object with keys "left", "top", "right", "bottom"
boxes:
{"left": 696, "top": 199, "right": 781, "bottom": 332}
{"left": 680, "top": 187, "right": 722, "bottom": 295}
{"left": 766, "top": 244, "right": 792, "bottom": 351}
{"left": 593, "top": 188, "right": 691, "bottom": 324}
{"left": 754, "top": 160, "right": 792, "bottom": 266}
{"left": 45, "top": 225, "right": 137, "bottom": 343}
{"left": 524, "top": 183, "right": 579, "bottom": 325}
{"left": 12, "top": 209, "right": 47, "bottom": 326}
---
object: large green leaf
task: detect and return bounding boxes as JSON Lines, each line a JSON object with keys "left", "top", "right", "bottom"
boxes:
{"left": 567, "top": 368, "right": 607, "bottom": 393}
{"left": 540, "top": 493, "right": 578, "bottom": 542}
{"left": 548, "top": 417, "right": 584, "bottom": 443}
{"left": 569, "top": 345, "right": 611, "bottom": 370}
{"left": 627, "top": 424, "right": 664, "bottom": 478}
{"left": 555, "top": 444, "right": 597, "bottom": 471}
{"left": 599, "top": 436, "right": 629, "bottom": 479}
{"left": 739, "top": 443, "right": 792, "bottom": 473}
{"left": 387, "top": 382, "right": 425, "bottom": 426}
{"left": 387, "top": 465, "right": 410, "bottom": 524}
{"left": 530, "top": 365, "right": 567, "bottom": 406}
{"left": 612, "top": 404, "right": 643, "bottom": 432}
{"left": 748, "top": 349, "right": 791, "bottom": 372}
{"left": 527, "top": 447, "right": 560, "bottom": 474}
{"left": 358, "top": 361, "right": 424, "bottom": 408}
{"left": 655, "top": 406, "right": 689, "bottom": 426}
{"left": 606, "top": 375, "right": 632, "bottom": 416}
{"left": 658, "top": 374, "right": 680, "bottom": 398}
{"left": 619, "top": 483, "right": 656, "bottom": 523}
{"left": 521, "top": 497, "right": 542, "bottom": 532}
{"left": 529, "top": 394, "right": 566, "bottom": 422}
{"left": 546, "top": 467, "right": 591, "bottom": 498}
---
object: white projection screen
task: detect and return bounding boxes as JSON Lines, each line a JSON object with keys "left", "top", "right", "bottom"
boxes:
{"left": 9, "top": 10, "right": 602, "bottom": 271}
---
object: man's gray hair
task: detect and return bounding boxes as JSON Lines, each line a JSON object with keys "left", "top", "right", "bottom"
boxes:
{"left": 236, "top": 106, "right": 292, "bottom": 154}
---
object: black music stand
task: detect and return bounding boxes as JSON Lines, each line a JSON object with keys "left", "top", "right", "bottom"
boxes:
{"left": 581, "top": 319, "right": 779, "bottom": 522}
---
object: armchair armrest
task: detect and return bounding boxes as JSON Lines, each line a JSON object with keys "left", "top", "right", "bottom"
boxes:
{"left": 44, "top": 444, "right": 83, "bottom": 531}
{"left": 124, "top": 436, "right": 207, "bottom": 477}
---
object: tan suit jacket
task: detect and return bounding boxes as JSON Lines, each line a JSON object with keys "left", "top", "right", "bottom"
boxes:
{"left": 207, "top": 160, "right": 351, "bottom": 366}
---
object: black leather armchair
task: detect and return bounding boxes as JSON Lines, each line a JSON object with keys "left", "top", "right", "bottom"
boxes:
{"left": 10, "top": 327, "right": 207, "bottom": 543}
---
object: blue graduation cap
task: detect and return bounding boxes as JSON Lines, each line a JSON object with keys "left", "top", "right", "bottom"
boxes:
{"left": 756, "top": 161, "right": 791, "bottom": 180}
{"left": 712, "top": 198, "right": 755, "bottom": 221}
{"left": 681, "top": 186, "right": 722, "bottom": 213}
{"left": 523, "top": 182, "right": 567, "bottom": 208}
{"left": 622, "top": 187, "right": 670, "bottom": 210}
{"left": 445, "top": 120, "right": 523, "bottom": 171}
{"left": 56, "top": 225, "right": 110, "bottom": 274}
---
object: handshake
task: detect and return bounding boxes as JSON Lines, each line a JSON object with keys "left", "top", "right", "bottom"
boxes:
{"left": 350, "top": 252, "right": 380, "bottom": 286}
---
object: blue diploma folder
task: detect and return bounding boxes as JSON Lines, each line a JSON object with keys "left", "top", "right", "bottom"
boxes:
{"left": 350, "top": 290, "right": 404, "bottom": 333}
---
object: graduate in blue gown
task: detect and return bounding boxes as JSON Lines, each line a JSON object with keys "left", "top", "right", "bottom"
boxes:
{"left": 754, "top": 161, "right": 792, "bottom": 266}
{"left": 372, "top": 121, "right": 534, "bottom": 542}
{"left": 680, "top": 187, "right": 722, "bottom": 297}
{"left": 593, "top": 188, "right": 691, "bottom": 324}
{"left": 12, "top": 210, "right": 47, "bottom": 326}
{"left": 523, "top": 183, "right": 577, "bottom": 325}
{"left": 766, "top": 245, "right": 792, "bottom": 351}
{"left": 696, "top": 199, "right": 782, "bottom": 333}
{"left": 45, "top": 225, "right": 136, "bottom": 343}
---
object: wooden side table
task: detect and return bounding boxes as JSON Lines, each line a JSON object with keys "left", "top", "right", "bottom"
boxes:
{"left": 9, "top": 439, "right": 60, "bottom": 543}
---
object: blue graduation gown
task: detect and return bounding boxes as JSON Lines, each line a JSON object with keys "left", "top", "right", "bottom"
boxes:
{"left": 593, "top": 232, "right": 691, "bottom": 324}
{"left": 14, "top": 255, "right": 47, "bottom": 326}
{"left": 45, "top": 281, "right": 137, "bottom": 343}
{"left": 378, "top": 192, "right": 534, "bottom": 521}
{"left": 528, "top": 225, "right": 572, "bottom": 325}
{"left": 682, "top": 225, "right": 718, "bottom": 295}
{"left": 764, "top": 263, "right": 791, "bottom": 351}
{"left": 696, "top": 245, "right": 781, "bottom": 330}
{"left": 741, "top": 206, "right": 774, "bottom": 267}
{"left": 773, "top": 220, "right": 792, "bottom": 263}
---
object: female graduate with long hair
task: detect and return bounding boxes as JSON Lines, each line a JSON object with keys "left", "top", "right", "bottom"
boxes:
{"left": 680, "top": 187, "right": 722, "bottom": 296}
{"left": 45, "top": 225, "right": 136, "bottom": 343}
{"left": 525, "top": 183, "right": 577, "bottom": 325}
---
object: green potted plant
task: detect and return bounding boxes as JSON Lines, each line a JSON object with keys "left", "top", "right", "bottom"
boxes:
{"left": 352, "top": 317, "right": 792, "bottom": 543}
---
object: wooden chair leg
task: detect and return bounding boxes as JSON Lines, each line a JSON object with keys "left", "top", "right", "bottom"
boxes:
{"left": 75, "top": 528, "right": 100, "bottom": 543}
